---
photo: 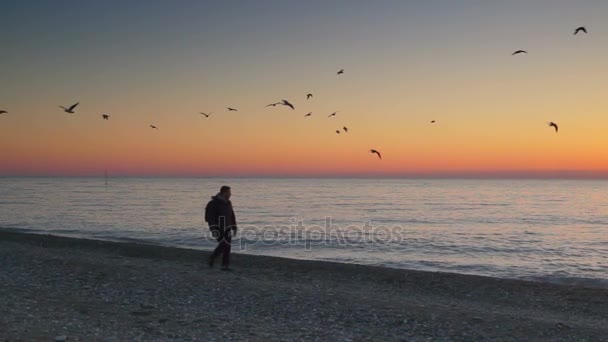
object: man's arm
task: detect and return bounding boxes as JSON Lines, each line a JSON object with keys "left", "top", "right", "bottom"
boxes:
{"left": 205, "top": 201, "right": 218, "bottom": 227}
{"left": 231, "top": 209, "right": 238, "bottom": 235}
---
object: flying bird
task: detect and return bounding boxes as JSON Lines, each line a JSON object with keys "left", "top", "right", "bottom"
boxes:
{"left": 304, "top": 112, "right": 312, "bottom": 117}
{"left": 102, "top": 114, "right": 110, "bottom": 120}
{"left": 0, "top": 110, "right": 7, "bottom": 115}
{"left": 548, "top": 122, "right": 558, "bottom": 133}
{"left": 306, "top": 93, "right": 313, "bottom": 100}
{"left": 574, "top": 26, "right": 587, "bottom": 35}
{"left": 328, "top": 112, "right": 337, "bottom": 118}
{"left": 337, "top": 69, "right": 344, "bottom": 75}
{"left": 343, "top": 126, "right": 348, "bottom": 133}
{"left": 512, "top": 50, "right": 527, "bottom": 55}
{"left": 60, "top": 102, "right": 79, "bottom": 113}
{"left": 200, "top": 112, "right": 212, "bottom": 117}
{"left": 227, "top": 107, "right": 238, "bottom": 111}
{"left": 370, "top": 149, "right": 382, "bottom": 160}
{"left": 150, "top": 125, "right": 158, "bottom": 130}
{"left": 335, "top": 130, "right": 341, "bottom": 134}
{"left": 266, "top": 102, "right": 280, "bottom": 107}
{"left": 431, "top": 120, "right": 436, "bottom": 124}
{"left": 281, "top": 99, "right": 295, "bottom": 110}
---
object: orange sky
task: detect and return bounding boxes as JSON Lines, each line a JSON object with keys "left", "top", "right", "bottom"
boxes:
{"left": 1, "top": 1, "right": 607, "bottom": 178}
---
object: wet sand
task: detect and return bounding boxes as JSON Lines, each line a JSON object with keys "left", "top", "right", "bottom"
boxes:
{"left": 1, "top": 230, "right": 607, "bottom": 341}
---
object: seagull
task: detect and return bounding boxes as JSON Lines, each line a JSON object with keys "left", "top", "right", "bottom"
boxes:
{"left": 574, "top": 26, "right": 587, "bottom": 35}
{"left": 304, "top": 112, "right": 312, "bottom": 117}
{"left": 102, "top": 114, "right": 110, "bottom": 120}
{"left": 328, "top": 112, "right": 337, "bottom": 118}
{"left": 343, "top": 126, "right": 348, "bottom": 133}
{"left": 306, "top": 93, "right": 313, "bottom": 100}
{"left": 548, "top": 122, "right": 558, "bottom": 133}
{"left": 337, "top": 69, "right": 344, "bottom": 75}
{"left": 0, "top": 110, "right": 7, "bottom": 115}
{"left": 370, "top": 149, "right": 382, "bottom": 160}
{"left": 227, "top": 107, "right": 238, "bottom": 111}
{"left": 512, "top": 50, "right": 527, "bottom": 55}
{"left": 281, "top": 99, "right": 295, "bottom": 110}
{"left": 335, "top": 130, "right": 341, "bottom": 134}
{"left": 60, "top": 102, "right": 79, "bottom": 113}
{"left": 150, "top": 125, "right": 158, "bottom": 130}
{"left": 200, "top": 112, "right": 212, "bottom": 117}
{"left": 266, "top": 102, "right": 280, "bottom": 107}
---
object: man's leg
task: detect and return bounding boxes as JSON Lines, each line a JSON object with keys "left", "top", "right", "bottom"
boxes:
{"left": 209, "top": 229, "right": 224, "bottom": 267}
{"left": 221, "top": 235, "right": 232, "bottom": 268}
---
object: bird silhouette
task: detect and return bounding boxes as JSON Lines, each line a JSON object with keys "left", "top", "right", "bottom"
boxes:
{"left": 431, "top": 120, "right": 436, "bottom": 124}
{"left": 60, "top": 102, "right": 79, "bottom": 113}
{"left": 512, "top": 50, "right": 527, "bottom": 55}
{"left": 370, "top": 149, "right": 382, "bottom": 159}
{"left": 335, "top": 130, "right": 341, "bottom": 134}
{"left": 548, "top": 122, "right": 558, "bottom": 133}
{"left": 306, "top": 93, "right": 313, "bottom": 100}
{"left": 150, "top": 125, "right": 158, "bottom": 130}
{"left": 304, "top": 112, "right": 312, "bottom": 117}
{"left": 328, "top": 112, "right": 337, "bottom": 118}
{"left": 281, "top": 99, "right": 295, "bottom": 110}
{"left": 266, "top": 102, "right": 280, "bottom": 107}
{"left": 200, "top": 112, "right": 212, "bottom": 117}
{"left": 227, "top": 107, "right": 238, "bottom": 111}
{"left": 0, "top": 110, "right": 7, "bottom": 115}
{"left": 337, "top": 69, "right": 344, "bottom": 75}
{"left": 574, "top": 26, "right": 587, "bottom": 35}
{"left": 343, "top": 126, "right": 348, "bottom": 133}
{"left": 102, "top": 114, "right": 110, "bottom": 120}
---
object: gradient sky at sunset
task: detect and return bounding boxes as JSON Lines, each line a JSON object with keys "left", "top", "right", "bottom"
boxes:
{"left": 1, "top": 0, "right": 607, "bottom": 177}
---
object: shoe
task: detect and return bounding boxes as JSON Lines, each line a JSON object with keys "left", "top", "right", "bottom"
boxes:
{"left": 208, "top": 255, "right": 215, "bottom": 268}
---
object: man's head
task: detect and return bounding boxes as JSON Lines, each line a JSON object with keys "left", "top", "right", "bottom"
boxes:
{"left": 219, "top": 185, "right": 231, "bottom": 200}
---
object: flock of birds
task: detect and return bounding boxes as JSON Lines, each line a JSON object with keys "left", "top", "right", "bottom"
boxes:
{"left": 507, "top": 26, "right": 590, "bottom": 133}
{"left": 0, "top": 26, "right": 591, "bottom": 160}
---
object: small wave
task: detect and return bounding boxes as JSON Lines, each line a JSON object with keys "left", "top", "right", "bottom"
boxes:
{"left": 524, "top": 275, "right": 608, "bottom": 289}
{"left": 0, "top": 226, "right": 40, "bottom": 233}
{"left": 87, "top": 234, "right": 170, "bottom": 246}
{"left": 574, "top": 219, "right": 608, "bottom": 225}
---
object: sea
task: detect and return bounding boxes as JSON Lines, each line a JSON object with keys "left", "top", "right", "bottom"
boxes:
{"left": 0, "top": 177, "right": 606, "bottom": 287}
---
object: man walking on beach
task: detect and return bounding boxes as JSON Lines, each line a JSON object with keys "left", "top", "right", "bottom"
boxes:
{"left": 205, "top": 185, "right": 238, "bottom": 271}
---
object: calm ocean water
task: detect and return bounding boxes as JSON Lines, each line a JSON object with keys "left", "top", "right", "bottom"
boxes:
{"left": 0, "top": 177, "right": 606, "bottom": 287}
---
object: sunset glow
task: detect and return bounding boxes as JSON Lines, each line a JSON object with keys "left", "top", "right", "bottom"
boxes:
{"left": 1, "top": 1, "right": 607, "bottom": 178}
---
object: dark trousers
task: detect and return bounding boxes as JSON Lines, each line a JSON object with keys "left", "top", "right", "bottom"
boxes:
{"left": 211, "top": 229, "right": 232, "bottom": 267}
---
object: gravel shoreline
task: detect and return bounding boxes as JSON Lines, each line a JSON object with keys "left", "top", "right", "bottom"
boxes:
{"left": 1, "top": 230, "right": 607, "bottom": 341}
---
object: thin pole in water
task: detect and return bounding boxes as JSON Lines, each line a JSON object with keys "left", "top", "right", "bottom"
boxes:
{"left": 105, "top": 169, "right": 108, "bottom": 190}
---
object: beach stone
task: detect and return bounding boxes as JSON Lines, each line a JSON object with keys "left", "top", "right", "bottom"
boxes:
{"left": 403, "top": 318, "right": 416, "bottom": 324}
{"left": 471, "top": 317, "right": 484, "bottom": 323}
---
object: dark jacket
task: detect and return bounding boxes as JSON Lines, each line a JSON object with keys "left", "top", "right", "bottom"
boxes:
{"left": 205, "top": 194, "right": 237, "bottom": 234}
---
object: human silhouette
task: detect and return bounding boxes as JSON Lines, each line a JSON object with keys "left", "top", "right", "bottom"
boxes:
{"left": 205, "top": 185, "right": 238, "bottom": 271}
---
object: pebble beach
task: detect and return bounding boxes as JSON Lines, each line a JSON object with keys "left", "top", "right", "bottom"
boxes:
{"left": 1, "top": 230, "right": 607, "bottom": 341}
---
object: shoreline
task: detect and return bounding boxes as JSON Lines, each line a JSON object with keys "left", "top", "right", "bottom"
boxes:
{"left": 2, "top": 227, "right": 606, "bottom": 290}
{"left": 1, "top": 230, "right": 607, "bottom": 340}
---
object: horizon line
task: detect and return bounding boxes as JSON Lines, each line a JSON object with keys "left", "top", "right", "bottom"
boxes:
{"left": 1, "top": 170, "right": 607, "bottom": 180}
